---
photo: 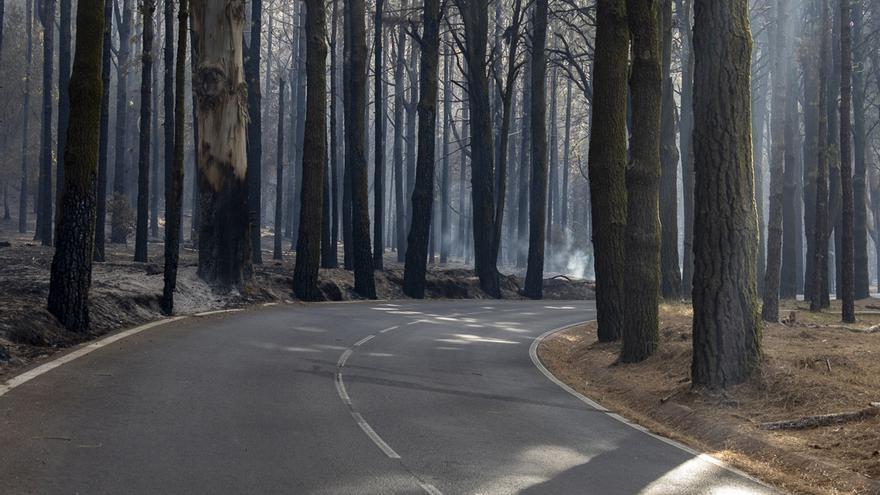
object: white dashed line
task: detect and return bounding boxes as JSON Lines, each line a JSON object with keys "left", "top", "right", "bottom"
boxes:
{"left": 350, "top": 412, "right": 401, "bottom": 459}
{"left": 353, "top": 335, "right": 375, "bottom": 347}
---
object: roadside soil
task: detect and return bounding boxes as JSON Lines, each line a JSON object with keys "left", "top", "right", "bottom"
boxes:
{"left": 539, "top": 300, "right": 880, "bottom": 495}
{"left": 0, "top": 227, "right": 593, "bottom": 380}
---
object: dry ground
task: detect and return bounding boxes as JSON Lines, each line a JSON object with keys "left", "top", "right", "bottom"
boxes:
{"left": 0, "top": 224, "right": 592, "bottom": 381}
{"left": 539, "top": 300, "right": 880, "bottom": 495}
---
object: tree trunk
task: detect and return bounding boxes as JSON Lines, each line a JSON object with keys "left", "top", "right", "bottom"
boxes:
{"left": 405, "top": 38, "right": 419, "bottom": 247}
{"left": 371, "top": 0, "right": 384, "bottom": 269}
{"left": 328, "top": 0, "right": 340, "bottom": 268}
{"left": 812, "top": 0, "right": 831, "bottom": 312}
{"left": 781, "top": 48, "right": 800, "bottom": 299}
{"left": 761, "top": 0, "right": 788, "bottom": 322}
{"left": 517, "top": 54, "right": 530, "bottom": 269}
{"left": 189, "top": 30, "right": 201, "bottom": 244}
{"left": 245, "top": 0, "right": 263, "bottom": 263}
{"left": 440, "top": 39, "right": 451, "bottom": 265}
{"left": 162, "top": 0, "right": 175, "bottom": 237}
{"left": 691, "top": 0, "right": 762, "bottom": 388}
{"left": 150, "top": 30, "right": 160, "bottom": 241}
{"left": 47, "top": 0, "right": 105, "bottom": 331}
{"left": 393, "top": 3, "right": 408, "bottom": 262}
{"left": 344, "top": 0, "right": 376, "bottom": 298}
{"left": 134, "top": 0, "right": 155, "bottom": 263}
{"left": 291, "top": 14, "right": 307, "bottom": 251}
{"left": 678, "top": 0, "right": 695, "bottom": 296}
{"left": 659, "top": 0, "right": 681, "bottom": 299}
{"left": 402, "top": 0, "right": 441, "bottom": 298}
{"left": 620, "top": 0, "right": 662, "bottom": 363}
{"left": 293, "top": 0, "right": 328, "bottom": 301}
{"left": 191, "top": 0, "right": 252, "bottom": 290}
{"left": 801, "top": 4, "right": 819, "bottom": 303}
{"left": 273, "top": 80, "right": 286, "bottom": 260}
{"left": 18, "top": 0, "right": 33, "bottom": 234}
{"left": 838, "top": 0, "right": 855, "bottom": 322}
{"left": 457, "top": 0, "right": 500, "bottom": 297}
{"left": 561, "top": 76, "right": 571, "bottom": 238}
{"left": 111, "top": 0, "right": 133, "bottom": 244}
{"left": 524, "top": 0, "right": 548, "bottom": 300}
{"left": 588, "top": 0, "right": 629, "bottom": 341}
{"left": 161, "top": 0, "right": 188, "bottom": 315}
{"left": 851, "top": 4, "right": 869, "bottom": 300}
{"left": 35, "top": 0, "right": 56, "bottom": 246}
{"left": 55, "top": 0, "right": 72, "bottom": 242}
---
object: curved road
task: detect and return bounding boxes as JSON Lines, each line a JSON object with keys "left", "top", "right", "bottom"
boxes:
{"left": 0, "top": 300, "right": 775, "bottom": 494}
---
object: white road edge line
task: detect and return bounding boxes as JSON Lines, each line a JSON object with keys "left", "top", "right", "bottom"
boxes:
{"left": 530, "top": 322, "right": 774, "bottom": 490}
{"left": 337, "top": 349, "right": 353, "bottom": 368}
{"left": 0, "top": 316, "right": 187, "bottom": 398}
{"left": 350, "top": 412, "right": 401, "bottom": 459}
{"left": 194, "top": 308, "right": 243, "bottom": 317}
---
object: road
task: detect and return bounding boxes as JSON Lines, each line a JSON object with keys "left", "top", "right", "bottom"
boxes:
{"left": 0, "top": 300, "right": 775, "bottom": 494}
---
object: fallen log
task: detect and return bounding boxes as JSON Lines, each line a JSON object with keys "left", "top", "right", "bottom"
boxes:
{"left": 760, "top": 404, "right": 880, "bottom": 430}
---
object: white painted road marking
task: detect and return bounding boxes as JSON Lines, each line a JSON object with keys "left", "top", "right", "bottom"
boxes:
{"left": 350, "top": 412, "right": 401, "bottom": 459}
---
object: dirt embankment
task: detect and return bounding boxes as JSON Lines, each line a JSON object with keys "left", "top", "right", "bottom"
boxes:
{"left": 0, "top": 231, "right": 593, "bottom": 380}
{"left": 539, "top": 301, "right": 880, "bottom": 495}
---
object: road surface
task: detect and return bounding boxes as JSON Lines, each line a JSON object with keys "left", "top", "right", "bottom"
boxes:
{"left": 0, "top": 300, "right": 775, "bottom": 494}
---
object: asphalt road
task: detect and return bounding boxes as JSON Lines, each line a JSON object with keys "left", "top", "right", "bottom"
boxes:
{"left": 0, "top": 300, "right": 776, "bottom": 494}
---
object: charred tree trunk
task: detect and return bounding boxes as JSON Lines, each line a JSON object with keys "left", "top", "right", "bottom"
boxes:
{"left": 328, "top": 0, "right": 340, "bottom": 268}
{"left": 344, "top": 0, "right": 376, "bottom": 297}
{"left": 691, "top": 0, "right": 762, "bottom": 388}
{"left": 47, "top": 0, "right": 105, "bottom": 331}
{"left": 191, "top": 0, "right": 252, "bottom": 290}
{"left": 561, "top": 76, "right": 571, "bottom": 238}
{"left": 293, "top": 0, "right": 328, "bottom": 301}
{"left": 55, "top": 0, "right": 72, "bottom": 241}
{"left": 392, "top": 4, "right": 408, "bottom": 262}
{"left": 35, "top": 0, "right": 56, "bottom": 246}
{"left": 851, "top": 5, "right": 869, "bottom": 300}
{"left": 150, "top": 34, "right": 160, "bottom": 241}
{"left": 801, "top": 5, "right": 819, "bottom": 303}
{"left": 245, "top": 0, "right": 263, "bottom": 263}
{"left": 781, "top": 52, "right": 800, "bottom": 299}
{"left": 162, "top": 0, "right": 174, "bottom": 237}
{"left": 402, "top": 0, "right": 441, "bottom": 298}
{"left": 273, "top": 80, "right": 286, "bottom": 260}
{"left": 111, "top": 0, "right": 133, "bottom": 244}
{"left": 18, "top": 0, "right": 33, "bottom": 234}
{"left": 134, "top": 0, "right": 156, "bottom": 262}
{"left": 588, "top": 0, "right": 629, "bottom": 341}
{"left": 761, "top": 0, "right": 788, "bottom": 322}
{"left": 838, "top": 0, "right": 855, "bottom": 322}
{"left": 621, "top": 0, "right": 662, "bottom": 363}
{"left": 440, "top": 40, "right": 451, "bottom": 264}
{"left": 812, "top": 0, "right": 831, "bottom": 312}
{"left": 372, "top": 0, "right": 384, "bottom": 269}
{"left": 659, "top": 0, "right": 681, "bottom": 299}
{"left": 161, "top": 0, "right": 188, "bottom": 314}
{"left": 524, "top": 0, "right": 548, "bottom": 300}
{"left": 516, "top": 53, "right": 531, "bottom": 269}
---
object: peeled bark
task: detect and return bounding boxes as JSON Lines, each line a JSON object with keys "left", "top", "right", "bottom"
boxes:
{"left": 588, "top": 0, "right": 629, "bottom": 342}
{"left": 191, "top": 0, "right": 252, "bottom": 290}
{"left": 134, "top": 0, "right": 156, "bottom": 263}
{"left": 293, "top": 0, "right": 328, "bottom": 301}
{"left": 47, "top": 0, "right": 105, "bottom": 331}
{"left": 161, "top": 0, "right": 188, "bottom": 315}
{"left": 402, "top": 0, "right": 441, "bottom": 298}
{"left": 691, "top": 0, "right": 762, "bottom": 388}
{"left": 524, "top": 0, "right": 548, "bottom": 300}
{"left": 344, "top": 0, "right": 376, "bottom": 298}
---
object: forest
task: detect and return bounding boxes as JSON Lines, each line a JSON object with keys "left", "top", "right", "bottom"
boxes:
{"left": 0, "top": 0, "right": 879, "bottom": 493}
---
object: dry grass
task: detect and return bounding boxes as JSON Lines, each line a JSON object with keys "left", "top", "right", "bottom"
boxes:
{"left": 539, "top": 300, "right": 880, "bottom": 495}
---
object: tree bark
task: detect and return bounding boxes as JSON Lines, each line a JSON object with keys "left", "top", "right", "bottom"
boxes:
{"left": 372, "top": 0, "right": 384, "bottom": 269}
{"left": 691, "top": 0, "right": 762, "bottom": 388}
{"left": 35, "top": 0, "right": 56, "bottom": 246}
{"left": 678, "top": 0, "right": 695, "bottom": 296}
{"left": 245, "top": 0, "right": 263, "bottom": 263}
{"left": 402, "top": 0, "right": 441, "bottom": 298}
{"left": 780, "top": 54, "right": 800, "bottom": 300}
{"left": 111, "top": 0, "right": 133, "bottom": 244}
{"left": 659, "top": 0, "right": 681, "bottom": 299}
{"left": 761, "top": 0, "right": 788, "bottom": 322}
{"left": 47, "top": 0, "right": 105, "bottom": 331}
{"left": 328, "top": 0, "right": 340, "bottom": 267}
{"left": 524, "top": 0, "right": 548, "bottom": 300}
{"left": 273, "top": 80, "right": 286, "bottom": 260}
{"left": 838, "top": 0, "right": 855, "bottom": 322}
{"left": 851, "top": 4, "right": 869, "bottom": 300}
{"left": 344, "top": 0, "right": 376, "bottom": 298}
{"left": 588, "top": 0, "right": 629, "bottom": 341}
{"left": 517, "top": 54, "right": 530, "bottom": 269}
{"left": 293, "top": 0, "right": 328, "bottom": 301}
{"left": 801, "top": 5, "right": 819, "bottom": 303}
{"left": 392, "top": 3, "right": 408, "bottom": 262}
{"left": 440, "top": 38, "right": 451, "bottom": 265}
{"left": 811, "top": 0, "right": 831, "bottom": 312}
{"left": 18, "top": 0, "right": 33, "bottom": 234}
{"left": 134, "top": 0, "right": 156, "bottom": 262}
{"left": 161, "top": 0, "right": 188, "bottom": 315}
{"left": 191, "top": 0, "right": 252, "bottom": 290}
{"left": 55, "top": 0, "right": 72, "bottom": 242}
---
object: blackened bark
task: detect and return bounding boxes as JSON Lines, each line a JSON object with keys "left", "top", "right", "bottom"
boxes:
{"left": 293, "top": 0, "right": 328, "bottom": 301}
{"left": 812, "top": 0, "right": 831, "bottom": 312}
{"left": 402, "top": 0, "right": 441, "bottom": 298}
{"left": 440, "top": 41, "right": 451, "bottom": 264}
{"left": 18, "top": 0, "right": 33, "bottom": 234}
{"left": 851, "top": 5, "right": 869, "bottom": 300}
{"left": 291, "top": 14, "right": 307, "bottom": 250}
{"left": 691, "top": 0, "right": 762, "bottom": 388}
{"left": 524, "top": 0, "right": 548, "bottom": 300}
{"left": 150, "top": 39, "right": 160, "bottom": 240}
{"left": 659, "top": 0, "right": 681, "bottom": 299}
{"left": 273, "top": 80, "right": 285, "bottom": 260}
{"left": 620, "top": 0, "right": 662, "bottom": 363}
{"left": 55, "top": 0, "right": 72, "bottom": 241}
{"left": 761, "top": 0, "right": 788, "bottom": 322}
{"left": 36, "top": 0, "right": 56, "bottom": 246}
{"left": 392, "top": 3, "right": 408, "bottom": 262}
{"left": 781, "top": 57, "right": 800, "bottom": 299}
{"left": 161, "top": 0, "right": 188, "bottom": 315}
{"left": 561, "top": 77, "right": 571, "bottom": 236}
{"left": 344, "top": 0, "right": 376, "bottom": 297}
{"left": 134, "top": 0, "right": 156, "bottom": 263}
{"left": 328, "top": 0, "right": 340, "bottom": 268}
{"left": 162, "top": 0, "right": 174, "bottom": 240}
{"left": 588, "top": 0, "right": 628, "bottom": 341}
{"left": 47, "top": 0, "right": 105, "bottom": 331}
{"left": 838, "top": 0, "right": 855, "bottom": 322}
{"left": 111, "top": 0, "right": 133, "bottom": 244}
{"left": 372, "top": 0, "right": 384, "bottom": 269}
{"left": 801, "top": 6, "right": 819, "bottom": 302}
{"left": 245, "top": 0, "right": 263, "bottom": 263}
{"left": 517, "top": 54, "right": 531, "bottom": 269}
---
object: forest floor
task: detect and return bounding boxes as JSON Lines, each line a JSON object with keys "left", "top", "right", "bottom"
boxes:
{"left": 539, "top": 300, "right": 880, "bottom": 495}
{"left": 0, "top": 224, "right": 593, "bottom": 381}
